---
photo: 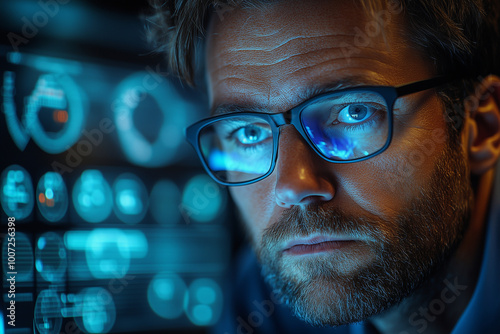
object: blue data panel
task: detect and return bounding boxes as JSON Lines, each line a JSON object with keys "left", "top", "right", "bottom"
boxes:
{"left": 0, "top": 19, "right": 231, "bottom": 333}
{"left": 36, "top": 171, "right": 68, "bottom": 223}
{"left": 0, "top": 165, "right": 34, "bottom": 220}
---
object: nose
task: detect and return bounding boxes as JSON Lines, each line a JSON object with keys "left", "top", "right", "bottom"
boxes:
{"left": 274, "top": 126, "right": 335, "bottom": 208}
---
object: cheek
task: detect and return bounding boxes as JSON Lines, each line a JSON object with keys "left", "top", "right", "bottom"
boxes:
{"left": 229, "top": 180, "right": 276, "bottom": 242}
{"left": 350, "top": 126, "right": 448, "bottom": 216}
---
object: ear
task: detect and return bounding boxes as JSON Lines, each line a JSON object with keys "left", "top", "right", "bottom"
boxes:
{"left": 466, "top": 75, "right": 500, "bottom": 175}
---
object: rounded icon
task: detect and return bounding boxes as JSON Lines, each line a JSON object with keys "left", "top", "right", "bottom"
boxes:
{"left": 2, "top": 232, "right": 34, "bottom": 282}
{"left": 72, "top": 170, "right": 113, "bottom": 223}
{"left": 181, "top": 174, "right": 225, "bottom": 223}
{"left": 0, "top": 165, "right": 34, "bottom": 220}
{"left": 74, "top": 287, "right": 116, "bottom": 334}
{"left": 34, "top": 289, "right": 63, "bottom": 334}
{"left": 150, "top": 179, "right": 181, "bottom": 225}
{"left": 35, "top": 232, "right": 67, "bottom": 282}
{"left": 36, "top": 172, "right": 68, "bottom": 223}
{"left": 25, "top": 73, "right": 87, "bottom": 154}
{"left": 147, "top": 272, "right": 187, "bottom": 319}
{"left": 184, "top": 278, "right": 223, "bottom": 326}
{"left": 113, "top": 72, "right": 194, "bottom": 167}
{"left": 113, "top": 173, "right": 148, "bottom": 224}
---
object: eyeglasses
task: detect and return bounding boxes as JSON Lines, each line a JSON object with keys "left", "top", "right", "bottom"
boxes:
{"left": 186, "top": 76, "right": 451, "bottom": 186}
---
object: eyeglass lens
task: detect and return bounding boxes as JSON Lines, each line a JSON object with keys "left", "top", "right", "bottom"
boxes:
{"left": 198, "top": 90, "right": 390, "bottom": 184}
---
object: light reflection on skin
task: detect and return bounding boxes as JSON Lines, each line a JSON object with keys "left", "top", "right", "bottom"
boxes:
{"left": 203, "top": 0, "right": 488, "bottom": 331}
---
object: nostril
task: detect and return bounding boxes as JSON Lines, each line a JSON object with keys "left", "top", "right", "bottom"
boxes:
{"left": 275, "top": 180, "right": 335, "bottom": 207}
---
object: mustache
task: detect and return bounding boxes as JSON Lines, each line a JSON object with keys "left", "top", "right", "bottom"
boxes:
{"left": 260, "top": 203, "right": 391, "bottom": 249}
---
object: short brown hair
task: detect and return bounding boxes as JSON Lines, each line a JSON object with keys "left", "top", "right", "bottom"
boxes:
{"left": 146, "top": 0, "right": 500, "bottom": 137}
{"left": 147, "top": 0, "right": 500, "bottom": 84}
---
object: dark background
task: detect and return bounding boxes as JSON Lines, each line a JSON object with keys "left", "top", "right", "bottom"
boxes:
{"left": 0, "top": 1, "right": 242, "bottom": 333}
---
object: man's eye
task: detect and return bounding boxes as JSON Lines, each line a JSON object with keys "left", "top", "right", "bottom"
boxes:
{"left": 337, "top": 104, "right": 375, "bottom": 124}
{"left": 233, "top": 125, "right": 271, "bottom": 145}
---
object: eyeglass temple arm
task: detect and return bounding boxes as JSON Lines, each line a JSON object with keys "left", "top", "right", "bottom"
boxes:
{"left": 395, "top": 75, "right": 454, "bottom": 97}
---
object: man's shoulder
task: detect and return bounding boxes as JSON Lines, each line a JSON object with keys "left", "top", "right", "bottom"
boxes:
{"left": 452, "top": 167, "right": 500, "bottom": 333}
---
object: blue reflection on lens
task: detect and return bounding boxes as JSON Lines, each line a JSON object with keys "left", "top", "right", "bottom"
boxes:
{"left": 34, "top": 289, "right": 63, "bottom": 334}
{"left": 74, "top": 287, "right": 116, "bottom": 334}
{"left": 147, "top": 272, "right": 187, "bottom": 319}
{"left": 113, "top": 173, "right": 148, "bottom": 224}
{"left": 184, "top": 278, "right": 223, "bottom": 326}
{"left": 150, "top": 180, "right": 181, "bottom": 225}
{"left": 208, "top": 149, "right": 269, "bottom": 174}
{"left": 36, "top": 172, "right": 68, "bottom": 223}
{"left": 35, "top": 232, "right": 67, "bottom": 282}
{"left": 2, "top": 232, "right": 33, "bottom": 282}
{"left": 72, "top": 170, "right": 112, "bottom": 223}
{"left": 305, "top": 123, "right": 355, "bottom": 160}
{"left": 0, "top": 165, "right": 34, "bottom": 220}
{"left": 181, "top": 175, "right": 225, "bottom": 223}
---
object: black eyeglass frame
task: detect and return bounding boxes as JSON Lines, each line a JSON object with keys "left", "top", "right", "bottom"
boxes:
{"left": 186, "top": 76, "right": 452, "bottom": 186}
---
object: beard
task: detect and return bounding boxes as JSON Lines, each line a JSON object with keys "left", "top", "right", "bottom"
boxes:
{"left": 254, "top": 140, "right": 474, "bottom": 327}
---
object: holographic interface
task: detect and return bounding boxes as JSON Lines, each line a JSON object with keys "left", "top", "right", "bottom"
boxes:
{"left": 0, "top": 2, "right": 230, "bottom": 332}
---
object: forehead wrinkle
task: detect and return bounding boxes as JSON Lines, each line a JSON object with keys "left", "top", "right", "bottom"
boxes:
{"left": 211, "top": 69, "right": 393, "bottom": 115}
{"left": 210, "top": 77, "right": 270, "bottom": 106}
{"left": 210, "top": 45, "right": 396, "bottom": 84}
{"left": 287, "top": 58, "right": 399, "bottom": 83}
{"left": 213, "top": 34, "right": 359, "bottom": 65}
{"left": 221, "top": 33, "right": 352, "bottom": 53}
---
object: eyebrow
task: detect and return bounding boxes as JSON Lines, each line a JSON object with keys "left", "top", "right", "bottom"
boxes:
{"left": 210, "top": 75, "right": 392, "bottom": 116}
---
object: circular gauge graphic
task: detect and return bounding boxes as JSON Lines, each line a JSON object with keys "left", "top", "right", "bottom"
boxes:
{"left": 0, "top": 165, "right": 34, "bottom": 220}
{"left": 36, "top": 172, "right": 68, "bottom": 223}
{"left": 184, "top": 278, "right": 223, "bottom": 326}
{"left": 34, "top": 289, "right": 63, "bottom": 334}
{"left": 112, "top": 173, "right": 148, "bottom": 224}
{"left": 3, "top": 71, "right": 87, "bottom": 153}
{"left": 150, "top": 180, "right": 181, "bottom": 225}
{"left": 2, "top": 232, "right": 33, "bottom": 282}
{"left": 35, "top": 232, "right": 67, "bottom": 282}
{"left": 72, "top": 170, "right": 113, "bottom": 223}
{"left": 75, "top": 287, "right": 116, "bottom": 334}
{"left": 181, "top": 174, "right": 225, "bottom": 223}
{"left": 113, "top": 72, "right": 195, "bottom": 167}
{"left": 148, "top": 272, "right": 187, "bottom": 320}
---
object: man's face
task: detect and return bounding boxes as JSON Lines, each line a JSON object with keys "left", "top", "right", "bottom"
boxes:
{"left": 206, "top": 0, "right": 473, "bottom": 326}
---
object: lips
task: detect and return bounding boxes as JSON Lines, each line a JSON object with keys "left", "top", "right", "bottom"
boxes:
{"left": 282, "top": 236, "right": 357, "bottom": 255}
